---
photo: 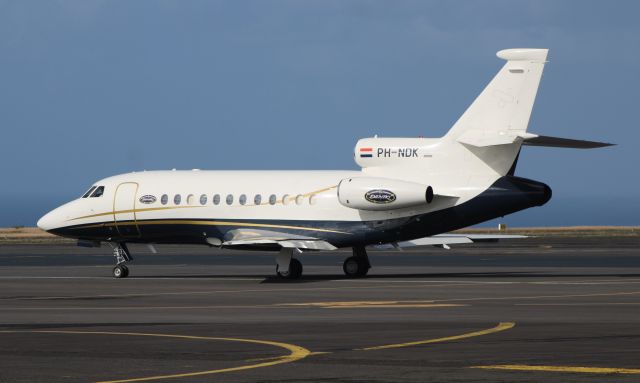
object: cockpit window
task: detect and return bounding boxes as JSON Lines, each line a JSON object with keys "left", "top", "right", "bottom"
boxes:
{"left": 82, "top": 186, "right": 97, "bottom": 198}
{"left": 90, "top": 186, "right": 105, "bottom": 198}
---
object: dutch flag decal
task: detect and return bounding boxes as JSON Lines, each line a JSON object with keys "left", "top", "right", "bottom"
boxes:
{"left": 359, "top": 147, "right": 373, "bottom": 158}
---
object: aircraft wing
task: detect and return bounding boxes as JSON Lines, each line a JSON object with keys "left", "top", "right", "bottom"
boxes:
{"left": 373, "top": 233, "right": 528, "bottom": 250}
{"left": 210, "top": 229, "right": 338, "bottom": 251}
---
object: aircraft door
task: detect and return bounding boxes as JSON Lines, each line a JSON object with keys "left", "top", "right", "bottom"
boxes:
{"left": 113, "top": 182, "right": 141, "bottom": 238}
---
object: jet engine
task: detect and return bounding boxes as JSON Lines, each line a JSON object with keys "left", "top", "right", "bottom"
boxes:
{"left": 337, "top": 177, "right": 433, "bottom": 211}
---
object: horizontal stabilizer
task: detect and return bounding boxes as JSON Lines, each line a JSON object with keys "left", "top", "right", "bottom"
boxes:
{"left": 522, "top": 134, "right": 614, "bottom": 149}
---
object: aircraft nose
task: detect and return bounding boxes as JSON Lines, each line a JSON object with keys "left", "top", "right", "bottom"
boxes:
{"left": 37, "top": 210, "right": 59, "bottom": 232}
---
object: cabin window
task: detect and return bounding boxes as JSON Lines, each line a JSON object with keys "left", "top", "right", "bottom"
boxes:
{"left": 282, "top": 194, "right": 290, "bottom": 205}
{"left": 82, "top": 186, "right": 96, "bottom": 198}
{"left": 213, "top": 194, "right": 221, "bottom": 205}
{"left": 239, "top": 194, "right": 247, "bottom": 205}
{"left": 187, "top": 194, "right": 194, "bottom": 205}
{"left": 269, "top": 194, "right": 277, "bottom": 205}
{"left": 90, "top": 186, "right": 105, "bottom": 198}
{"left": 161, "top": 194, "right": 168, "bottom": 205}
{"left": 174, "top": 194, "right": 181, "bottom": 205}
{"left": 226, "top": 194, "right": 234, "bottom": 205}
{"left": 254, "top": 194, "right": 262, "bottom": 205}
{"left": 295, "top": 194, "right": 303, "bottom": 205}
{"left": 199, "top": 194, "right": 207, "bottom": 205}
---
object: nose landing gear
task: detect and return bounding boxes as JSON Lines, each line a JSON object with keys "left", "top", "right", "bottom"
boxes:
{"left": 110, "top": 243, "right": 132, "bottom": 278}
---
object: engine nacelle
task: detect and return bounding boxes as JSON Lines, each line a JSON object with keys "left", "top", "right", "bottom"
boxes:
{"left": 337, "top": 177, "right": 434, "bottom": 211}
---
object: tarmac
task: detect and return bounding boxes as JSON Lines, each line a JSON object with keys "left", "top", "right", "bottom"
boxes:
{"left": 0, "top": 236, "right": 639, "bottom": 382}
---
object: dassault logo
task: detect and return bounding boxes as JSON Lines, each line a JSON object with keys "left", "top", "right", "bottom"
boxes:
{"left": 139, "top": 195, "right": 157, "bottom": 204}
{"left": 365, "top": 189, "right": 397, "bottom": 204}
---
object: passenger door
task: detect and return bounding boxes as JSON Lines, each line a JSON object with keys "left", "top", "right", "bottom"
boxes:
{"left": 113, "top": 182, "right": 141, "bottom": 238}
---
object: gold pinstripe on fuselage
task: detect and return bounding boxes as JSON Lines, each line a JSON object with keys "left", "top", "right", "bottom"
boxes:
{"left": 68, "top": 186, "right": 339, "bottom": 221}
{"left": 66, "top": 219, "right": 352, "bottom": 235}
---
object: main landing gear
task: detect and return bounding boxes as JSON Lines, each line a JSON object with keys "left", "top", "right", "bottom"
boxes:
{"left": 274, "top": 246, "right": 371, "bottom": 280}
{"left": 275, "top": 248, "right": 303, "bottom": 279}
{"left": 110, "top": 243, "right": 132, "bottom": 278}
{"left": 343, "top": 246, "right": 370, "bottom": 278}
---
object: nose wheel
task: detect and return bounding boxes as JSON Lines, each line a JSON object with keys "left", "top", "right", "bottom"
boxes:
{"left": 113, "top": 264, "right": 129, "bottom": 278}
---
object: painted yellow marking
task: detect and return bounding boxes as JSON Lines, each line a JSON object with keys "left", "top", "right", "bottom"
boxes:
{"left": 358, "top": 322, "right": 515, "bottom": 351}
{"left": 69, "top": 219, "right": 351, "bottom": 234}
{"left": 243, "top": 355, "right": 289, "bottom": 362}
{"left": 4, "top": 285, "right": 472, "bottom": 304}
{"left": 0, "top": 330, "right": 310, "bottom": 383}
{"left": 243, "top": 350, "right": 331, "bottom": 362}
{"left": 278, "top": 300, "right": 464, "bottom": 309}
{"left": 69, "top": 185, "right": 338, "bottom": 219}
{"left": 301, "top": 185, "right": 337, "bottom": 198}
{"left": 436, "top": 291, "right": 640, "bottom": 303}
{"left": 517, "top": 302, "right": 640, "bottom": 306}
{"left": 258, "top": 185, "right": 338, "bottom": 206}
{"left": 471, "top": 364, "right": 640, "bottom": 374}
{"left": 281, "top": 300, "right": 433, "bottom": 306}
{"left": 327, "top": 304, "right": 463, "bottom": 309}
{"left": 69, "top": 206, "right": 203, "bottom": 221}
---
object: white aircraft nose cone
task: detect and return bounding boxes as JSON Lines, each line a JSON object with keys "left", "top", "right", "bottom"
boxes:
{"left": 37, "top": 211, "right": 56, "bottom": 232}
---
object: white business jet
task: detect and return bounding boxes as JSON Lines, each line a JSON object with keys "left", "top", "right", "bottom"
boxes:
{"left": 38, "top": 48, "right": 611, "bottom": 279}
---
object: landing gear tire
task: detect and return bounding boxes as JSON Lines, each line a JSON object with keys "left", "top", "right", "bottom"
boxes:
{"left": 109, "top": 243, "right": 132, "bottom": 279}
{"left": 343, "top": 256, "right": 369, "bottom": 278}
{"left": 113, "top": 265, "right": 129, "bottom": 279}
{"left": 276, "top": 258, "right": 303, "bottom": 279}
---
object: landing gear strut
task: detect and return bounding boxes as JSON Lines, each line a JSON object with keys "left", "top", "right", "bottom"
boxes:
{"left": 109, "top": 243, "right": 132, "bottom": 278}
{"left": 275, "top": 248, "right": 303, "bottom": 279}
{"left": 343, "top": 246, "right": 370, "bottom": 278}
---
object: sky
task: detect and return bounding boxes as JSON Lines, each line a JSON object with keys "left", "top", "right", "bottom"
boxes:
{"left": 0, "top": 0, "right": 638, "bottom": 227}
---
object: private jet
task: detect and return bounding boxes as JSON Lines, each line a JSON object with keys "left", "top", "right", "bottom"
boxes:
{"left": 37, "top": 48, "right": 612, "bottom": 279}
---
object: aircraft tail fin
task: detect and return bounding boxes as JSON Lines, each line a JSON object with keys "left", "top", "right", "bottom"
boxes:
{"left": 446, "top": 48, "right": 549, "bottom": 140}
{"left": 444, "top": 49, "right": 549, "bottom": 175}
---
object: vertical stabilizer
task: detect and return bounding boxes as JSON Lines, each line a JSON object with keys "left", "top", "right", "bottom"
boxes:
{"left": 445, "top": 48, "right": 549, "bottom": 175}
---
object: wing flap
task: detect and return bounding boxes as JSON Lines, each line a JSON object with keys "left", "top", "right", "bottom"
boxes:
{"left": 373, "top": 233, "right": 527, "bottom": 249}
{"left": 218, "top": 228, "right": 337, "bottom": 251}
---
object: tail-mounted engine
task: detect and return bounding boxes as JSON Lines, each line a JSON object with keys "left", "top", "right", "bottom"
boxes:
{"left": 337, "top": 177, "right": 433, "bottom": 211}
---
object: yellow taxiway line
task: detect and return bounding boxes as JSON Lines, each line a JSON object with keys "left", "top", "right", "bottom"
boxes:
{"left": 471, "top": 364, "right": 640, "bottom": 374}
{"left": 358, "top": 322, "right": 515, "bottom": 351}
{"left": 0, "top": 330, "right": 310, "bottom": 383}
{"left": 326, "top": 304, "right": 463, "bottom": 308}
{"left": 0, "top": 322, "right": 520, "bottom": 381}
{"left": 277, "top": 300, "right": 465, "bottom": 309}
